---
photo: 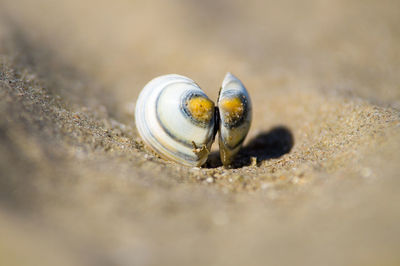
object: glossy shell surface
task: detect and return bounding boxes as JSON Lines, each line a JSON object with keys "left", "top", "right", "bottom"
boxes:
{"left": 217, "top": 73, "right": 252, "bottom": 166}
{"left": 135, "top": 74, "right": 216, "bottom": 167}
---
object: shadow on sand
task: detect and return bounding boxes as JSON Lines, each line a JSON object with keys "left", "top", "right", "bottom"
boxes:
{"left": 206, "top": 126, "right": 294, "bottom": 168}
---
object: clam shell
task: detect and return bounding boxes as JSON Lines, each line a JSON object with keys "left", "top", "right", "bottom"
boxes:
{"left": 217, "top": 72, "right": 252, "bottom": 166}
{"left": 135, "top": 74, "right": 216, "bottom": 167}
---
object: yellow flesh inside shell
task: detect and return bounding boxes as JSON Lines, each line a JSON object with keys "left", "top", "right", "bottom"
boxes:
{"left": 187, "top": 96, "right": 214, "bottom": 123}
{"left": 219, "top": 96, "right": 244, "bottom": 124}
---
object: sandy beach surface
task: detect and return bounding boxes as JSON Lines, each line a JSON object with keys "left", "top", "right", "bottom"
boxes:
{"left": 1, "top": 0, "right": 400, "bottom": 265}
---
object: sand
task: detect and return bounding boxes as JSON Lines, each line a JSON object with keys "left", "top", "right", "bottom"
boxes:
{"left": 1, "top": 0, "right": 400, "bottom": 265}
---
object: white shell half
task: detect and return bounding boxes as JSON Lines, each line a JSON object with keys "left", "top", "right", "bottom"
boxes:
{"left": 135, "top": 74, "right": 216, "bottom": 167}
{"left": 218, "top": 72, "right": 252, "bottom": 166}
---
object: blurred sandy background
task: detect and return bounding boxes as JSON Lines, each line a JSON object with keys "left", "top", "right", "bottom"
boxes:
{"left": 0, "top": 0, "right": 400, "bottom": 265}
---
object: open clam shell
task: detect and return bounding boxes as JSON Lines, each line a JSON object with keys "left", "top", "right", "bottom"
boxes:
{"left": 135, "top": 74, "right": 216, "bottom": 167}
{"left": 217, "top": 72, "right": 252, "bottom": 166}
